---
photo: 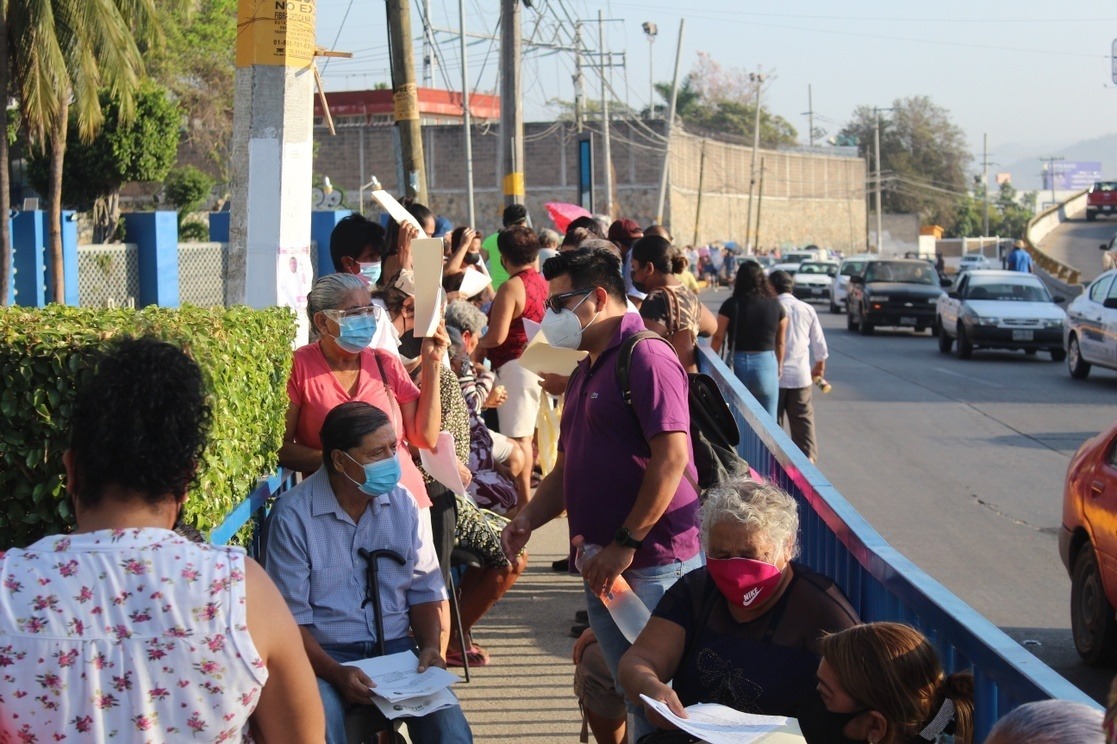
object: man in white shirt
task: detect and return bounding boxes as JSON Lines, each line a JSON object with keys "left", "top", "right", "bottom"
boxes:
{"left": 770, "top": 270, "right": 828, "bottom": 462}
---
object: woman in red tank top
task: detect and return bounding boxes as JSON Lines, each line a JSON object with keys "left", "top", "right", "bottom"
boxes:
{"left": 473, "top": 225, "right": 546, "bottom": 510}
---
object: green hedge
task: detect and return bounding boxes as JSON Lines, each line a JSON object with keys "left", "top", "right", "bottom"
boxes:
{"left": 0, "top": 305, "right": 295, "bottom": 548}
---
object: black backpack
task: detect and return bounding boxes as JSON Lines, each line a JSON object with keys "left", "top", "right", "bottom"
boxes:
{"left": 615, "top": 331, "right": 747, "bottom": 495}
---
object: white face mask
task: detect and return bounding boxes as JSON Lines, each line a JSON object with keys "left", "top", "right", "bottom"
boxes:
{"left": 540, "top": 293, "right": 599, "bottom": 350}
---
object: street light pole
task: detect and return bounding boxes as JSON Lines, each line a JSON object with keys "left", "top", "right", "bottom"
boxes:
{"left": 744, "top": 68, "right": 765, "bottom": 252}
{"left": 642, "top": 22, "right": 657, "bottom": 118}
{"left": 874, "top": 109, "right": 883, "bottom": 254}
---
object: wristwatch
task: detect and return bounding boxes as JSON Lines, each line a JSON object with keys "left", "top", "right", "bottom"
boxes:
{"left": 614, "top": 527, "right": 644, "bottom": 550}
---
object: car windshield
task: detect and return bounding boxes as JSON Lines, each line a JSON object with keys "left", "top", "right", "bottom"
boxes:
{"left": 1094, "top": 182, "right": 1117, "bottom": 192}
{"left": 798, "top": 263, "right": 837, "bottom": 276}
{"left": 964, "top": 280, "right": 1051, "bottom": 302}
{"left": 840, "top": 261, "right": 866, "bottom": 276}
{"left": 863, "top": 261, "right": 936, "bottom": 284}
{"left": 961, "top": 256, "right": 984, "bottom": 263}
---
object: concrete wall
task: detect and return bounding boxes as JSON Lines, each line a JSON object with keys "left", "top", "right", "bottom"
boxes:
{"left": 312, "top": 120, "right": 867, "bottom": 247}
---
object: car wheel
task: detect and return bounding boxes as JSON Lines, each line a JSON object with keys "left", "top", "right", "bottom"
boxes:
{"left": 937, "top": 321, "right": 953, "bottom": 353}
{"left": 830, "top": 300, "right": 842, "bottom": 315}
{"left": 1087, "top": 211, "right": 1098, "bottom": 222}
{"left": 1072, "top": 545, "right": 1117, "bottom": 665}
{"left": 930, "top": 316, "right": 940, "bottom": 337}
{"left": 1050, "top": 348, "right": 1067, "bottom": 362}
{"left": 858, "top": 313, "right": 874, "bottom": 336}
{"left": 1068, "top": 335, "right": 1091, "bottom": 379}
{"left": 956, "top": 324, "right": 973, "bottom": 359}
{"left": 846, "top": 309, "right": 857, "bottom": 332}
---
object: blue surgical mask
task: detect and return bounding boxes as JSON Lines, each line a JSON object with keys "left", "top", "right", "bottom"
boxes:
{"left": 344, "top": 452, "right": 402, "bottom": 496}
{"left": 334, "top": 314, "right": 377, "bottom": 353}
{"left": 359, "top": 261, "right": 383, "bottom": 285}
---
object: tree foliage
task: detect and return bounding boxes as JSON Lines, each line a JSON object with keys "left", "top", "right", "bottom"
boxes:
{"left": 654, "top": 53, "right": 798, "bottom": 149}
{"left": 839, "top": 96, "right": 972, "bottom": 231}
{"left": 27, "top": 84, "right": 180, "bottom": 242}
{"left": 952, "top": 182, "right": 1037, "bottom": 239}
{"left": 147, "top": 0, "right": 236, "bottom": 180}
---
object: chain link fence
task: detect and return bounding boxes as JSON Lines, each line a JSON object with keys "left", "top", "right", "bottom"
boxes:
{"left": 77, "top": 244, "right": 140, "bottom": 308}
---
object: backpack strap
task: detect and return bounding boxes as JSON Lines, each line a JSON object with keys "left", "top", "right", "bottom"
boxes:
{"left": 616, "top": 330, "right": 700, "bottom": 493}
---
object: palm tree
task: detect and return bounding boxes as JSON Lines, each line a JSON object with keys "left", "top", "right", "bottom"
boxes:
{"left": 7, "top": 0, "right": 163, "bottom": 303}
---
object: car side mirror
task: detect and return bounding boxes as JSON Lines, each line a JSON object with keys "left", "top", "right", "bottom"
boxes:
{"left": 849, "top": 275, "right": 864, "bottom": 285}
{"left": 940, "top": 278, "right": 953, "bottom": 287}
{"left": 947, "top": 291, "right": 961, "bottom": 300}
{"left": 1105, "top": 298, "right": 1117, "bottom": 310}
{"left": 1052, "top": 296, "right": 1065, "bottom": 304}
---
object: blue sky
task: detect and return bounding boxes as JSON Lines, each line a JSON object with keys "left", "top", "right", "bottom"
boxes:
{"left": 315, "top": 0, "right": 1117, "bottom": 170}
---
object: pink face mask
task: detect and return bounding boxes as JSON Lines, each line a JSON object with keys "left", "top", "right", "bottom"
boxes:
{"left": 706, "top": 557, "right": 783, "bottom": 609}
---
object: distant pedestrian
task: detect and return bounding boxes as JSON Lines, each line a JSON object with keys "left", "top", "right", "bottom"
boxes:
{"left": 711, "top": 262, "right": 788, "bottom": 420}
{"left": 1006, "top": 239, "right": 1034, "bottom": 273}
{"left": 770, "top": 270, "right": 828, "bottom": 462}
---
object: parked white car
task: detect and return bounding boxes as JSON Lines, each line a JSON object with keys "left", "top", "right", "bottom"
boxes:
{"left": 935, "top": 270, "right": 1066, "bottom": 360}
{"left": 1065, "top": 268, "right": 1117, "bottom": 379}
{"left": 958, "top": 253, "right": 994, "bottom": 272}
{"left": 830, "top": 253, "right": 875, "bottom": 314}
{"left": 791, "top": 261, "right": 840, "bottom": 304}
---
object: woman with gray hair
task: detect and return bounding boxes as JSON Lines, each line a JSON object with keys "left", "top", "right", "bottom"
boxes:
{"left": 279, "top": 272, "right": 449, "bottom": 514}
{"left": 989, "top": 700, "right": 1103, "bottom": 744}
{"left": 619, "top": 476, "right": 859, "bottom": 731}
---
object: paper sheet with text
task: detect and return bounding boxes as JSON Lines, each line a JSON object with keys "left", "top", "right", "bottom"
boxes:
{"left": 639, "top": 695, "right": 794, "bottom": 743}
{"left": 343, "top": 650, "right": 460, "bottom": 704}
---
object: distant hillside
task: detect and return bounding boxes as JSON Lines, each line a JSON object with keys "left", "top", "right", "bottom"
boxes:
{"left": 1001, "top": 133, "right": 1117, "bottom": 190}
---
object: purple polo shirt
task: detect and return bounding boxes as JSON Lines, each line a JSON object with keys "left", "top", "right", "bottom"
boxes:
{"left": 560, "top": 312, "right": 701, "bottom": 569}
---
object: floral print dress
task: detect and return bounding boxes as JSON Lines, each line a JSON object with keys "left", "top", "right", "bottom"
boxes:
{"left": 0, "top": 528, "right": 268, "bottom": 743}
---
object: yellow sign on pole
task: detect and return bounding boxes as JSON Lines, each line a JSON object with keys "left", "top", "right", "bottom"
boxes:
{"left": 236, "top": 0, "right": 317, "bottom": 68}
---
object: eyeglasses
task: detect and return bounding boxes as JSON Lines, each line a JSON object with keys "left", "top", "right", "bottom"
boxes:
{"left": 544, "top": 288, "right": 594, "bottom": 314}
{"left": 326, "top": 305, "right": 383, "bottom": 321}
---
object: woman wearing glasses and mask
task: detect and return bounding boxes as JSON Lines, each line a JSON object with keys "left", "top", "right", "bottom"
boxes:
{"left": 279, "top": 273, "right": 449, "bottom": 511}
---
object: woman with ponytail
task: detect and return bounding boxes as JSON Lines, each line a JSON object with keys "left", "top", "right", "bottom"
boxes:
{"left": 630, "top": 235, "right": 718, "bottom": 372}
{"left": 799, "top": 622, "right": 974, "bottom": 744}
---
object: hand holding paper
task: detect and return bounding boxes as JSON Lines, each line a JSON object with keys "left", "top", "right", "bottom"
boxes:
{"left": 517, "top": 317, "right": 587, "bottom": 377}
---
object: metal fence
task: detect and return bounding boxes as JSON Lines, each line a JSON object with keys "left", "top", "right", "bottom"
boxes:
{"left": 697, "top": 346, "right": 1100, "bottom": 737}
{"left": 77, "top": 244, "right": 140, "bottom": 307}
{"left": 211, "top": 346, "right": 1100, "bottom": 738}
{"left": 178, "top": 242, "right": 228, "bottom": 306}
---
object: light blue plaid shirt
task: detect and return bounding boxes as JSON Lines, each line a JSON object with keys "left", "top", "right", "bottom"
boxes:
{"left": 265, "top": 467, "right": 447, "bottom": 646}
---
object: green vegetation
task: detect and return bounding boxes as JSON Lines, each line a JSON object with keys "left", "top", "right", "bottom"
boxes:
{"left": 0, "top": 304, "right": 296, "bottom": 548}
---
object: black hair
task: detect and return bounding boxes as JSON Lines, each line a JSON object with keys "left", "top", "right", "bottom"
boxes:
{"left": 631, "top": 235, "right": 686, "bottom": 275}
{"left": 442, "top": 270, "right": 465, "bottom": 293}
{"left": 769, "top": 269, "right": 794, "bottom": 294}
{"left": 330, "top": 214, "right": 387, "bottom": 272}
{"left": 542, "top": 246, "right": 627, "bottom": 304}
{"left": 449, "top": 226, "right": 473, "bottom": 253}
{"left": 70, "top": 337, "right": 211, "bottom": 508}
{"left": 384, "top": 199, "right": 435, "bottom": 265}
{"left": 498, "top": 225, "right": 541, "bottom": 267}
{"left": 565, "top": 216, "right": 605, "bottom": 239}
{"left": 561, "top": 227, "right": 592, "bottom": 249}
{"left": 406, "top": 201, "right": 435, "bottom": 230}
{"left": 320, "top": 402, "right": 392, "bottom": 474}
{"left": 733, "top": 261, "right": 776, "bottom": 299}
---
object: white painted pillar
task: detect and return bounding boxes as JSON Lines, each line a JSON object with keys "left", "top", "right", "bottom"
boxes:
{"left": 230, "top": 0, "right": 317, "bottom": 345}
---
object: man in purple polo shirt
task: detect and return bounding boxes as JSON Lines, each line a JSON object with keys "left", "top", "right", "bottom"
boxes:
{"left": 501, "top": 246, "right": 702, "bottom": 741}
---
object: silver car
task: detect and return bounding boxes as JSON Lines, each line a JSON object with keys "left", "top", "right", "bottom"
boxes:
{"left": 830, "top": 254, "right": 874, "bottom": 314}
{"left": 1065, "top": 269, "right": 1117, "bottom": 379}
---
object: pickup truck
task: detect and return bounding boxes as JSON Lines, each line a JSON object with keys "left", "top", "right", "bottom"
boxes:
{"left": 1086, "top": 181, "right": 1117, "bottom": 221}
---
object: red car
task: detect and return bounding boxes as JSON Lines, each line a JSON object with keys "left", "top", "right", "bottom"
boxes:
{"left": 1060, "top": 419, "right": 1117, "bottom": 664}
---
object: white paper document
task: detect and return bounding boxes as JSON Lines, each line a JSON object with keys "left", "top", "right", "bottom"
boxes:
{"left": 639, "top": 695, "right": 788, "bottom": 744}
{"left": 419, "top": 431, "right": 468, "bottom": 495}
{"left": 411, "top": 237, "right": 446, "bottom": 338}
{"left": 368, "top": 187, "right": 425, "bottom": 233}
{"left": 516, "top": 318, "right": 587, "bottom": 376}
{"left": 343, "top": 650, "right": 461, "bottom": 719}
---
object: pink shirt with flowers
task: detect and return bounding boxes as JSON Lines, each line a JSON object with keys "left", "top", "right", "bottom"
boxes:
{"left": 0, "top": 528, "right": 268, "bottom": 743}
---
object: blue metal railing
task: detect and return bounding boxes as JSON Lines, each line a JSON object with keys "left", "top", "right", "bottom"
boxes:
{"left": 698, "top": 347, "right": 1099, "bottom": 737}
{"left": 209, "top": 469, "right": 295, "bottom": 556}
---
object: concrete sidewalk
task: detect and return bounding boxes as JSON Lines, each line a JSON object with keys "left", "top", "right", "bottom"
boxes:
{"left": 454, "top": 516, "right": 588, "bottom": 741}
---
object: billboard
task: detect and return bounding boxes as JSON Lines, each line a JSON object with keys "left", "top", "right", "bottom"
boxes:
{"left": 1041, "top": 161, "right": 1102, "bottom": 190}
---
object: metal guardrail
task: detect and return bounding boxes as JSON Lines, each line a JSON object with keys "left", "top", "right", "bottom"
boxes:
{"left": 698, "top": 347, "right": 1100, "bottom": 738}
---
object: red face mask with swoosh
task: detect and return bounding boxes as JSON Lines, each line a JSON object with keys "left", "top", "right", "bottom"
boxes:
{"left": 706, "top": 557, "right": 783, "bottom": 609}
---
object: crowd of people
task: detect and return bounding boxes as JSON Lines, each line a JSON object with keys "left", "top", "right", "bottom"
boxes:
{"left": 0, "top": 203, "right": 1108, "bottom": 744}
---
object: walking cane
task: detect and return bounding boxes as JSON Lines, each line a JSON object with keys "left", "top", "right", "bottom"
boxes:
{"left": 358, "top": 547, "right": 407, "bottom": 657}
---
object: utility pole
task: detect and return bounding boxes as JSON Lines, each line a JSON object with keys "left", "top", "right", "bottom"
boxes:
{"left": 1041, "top": 155, "right": 1065, "bottom": 207}
{"left": 755, "top": 157, "right": 766, "bottom": 250}
{"left": 598, "top": 9, "right": 613, "bottom": 217}
{"left": 982, "top": 133, "right": 990, "bottom": 238}
{"left": 499, "top": 0, "right": 524, "bottom": 208}
{"left": 744, "top": 67, "right": 765, "bottom": 252}
{"left": 693, "top": 140, "right": 707, "bottom": 246}
{"left": 422, "top": 0, "right": 436, "bottom": 86}
{"left": 387, "top": 0, "right": 428, "bottom": 203}
{"left": 874, "top": 109, "right": 883, "bottom": 254}
{"left": 459, "top": 0, "right": 475, "bottom": 227}
{"left": 574, "top": 22, "right": 585, "bottom": 133}
{"left": 654, "top": 19, "right": 685, "bottom": 225}
{"left": 807, "top": 84, "right": 815, "bottom": 147}
{"left": 642, "top": 22, "right": 657, "bottom": 117}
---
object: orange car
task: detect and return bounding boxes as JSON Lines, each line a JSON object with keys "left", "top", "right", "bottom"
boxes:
{"left": 1060, "top": 419, "right": 1117, "bottom": 665}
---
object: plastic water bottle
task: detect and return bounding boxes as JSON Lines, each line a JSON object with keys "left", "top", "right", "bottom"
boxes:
{"left": 575, "top": 543, "right": 651, "bottom": 643}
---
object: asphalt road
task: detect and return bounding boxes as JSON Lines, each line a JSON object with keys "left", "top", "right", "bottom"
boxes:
{"left": 1038, "top": 210, "right": 1113, "bottom": 284}
{"left": 702, "top": 284, "right": 1117, "bottom": 701}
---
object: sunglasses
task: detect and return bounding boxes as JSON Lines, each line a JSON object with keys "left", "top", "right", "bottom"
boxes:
{"left": 544, "top": 288, "right": 594, "bottom": 314}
